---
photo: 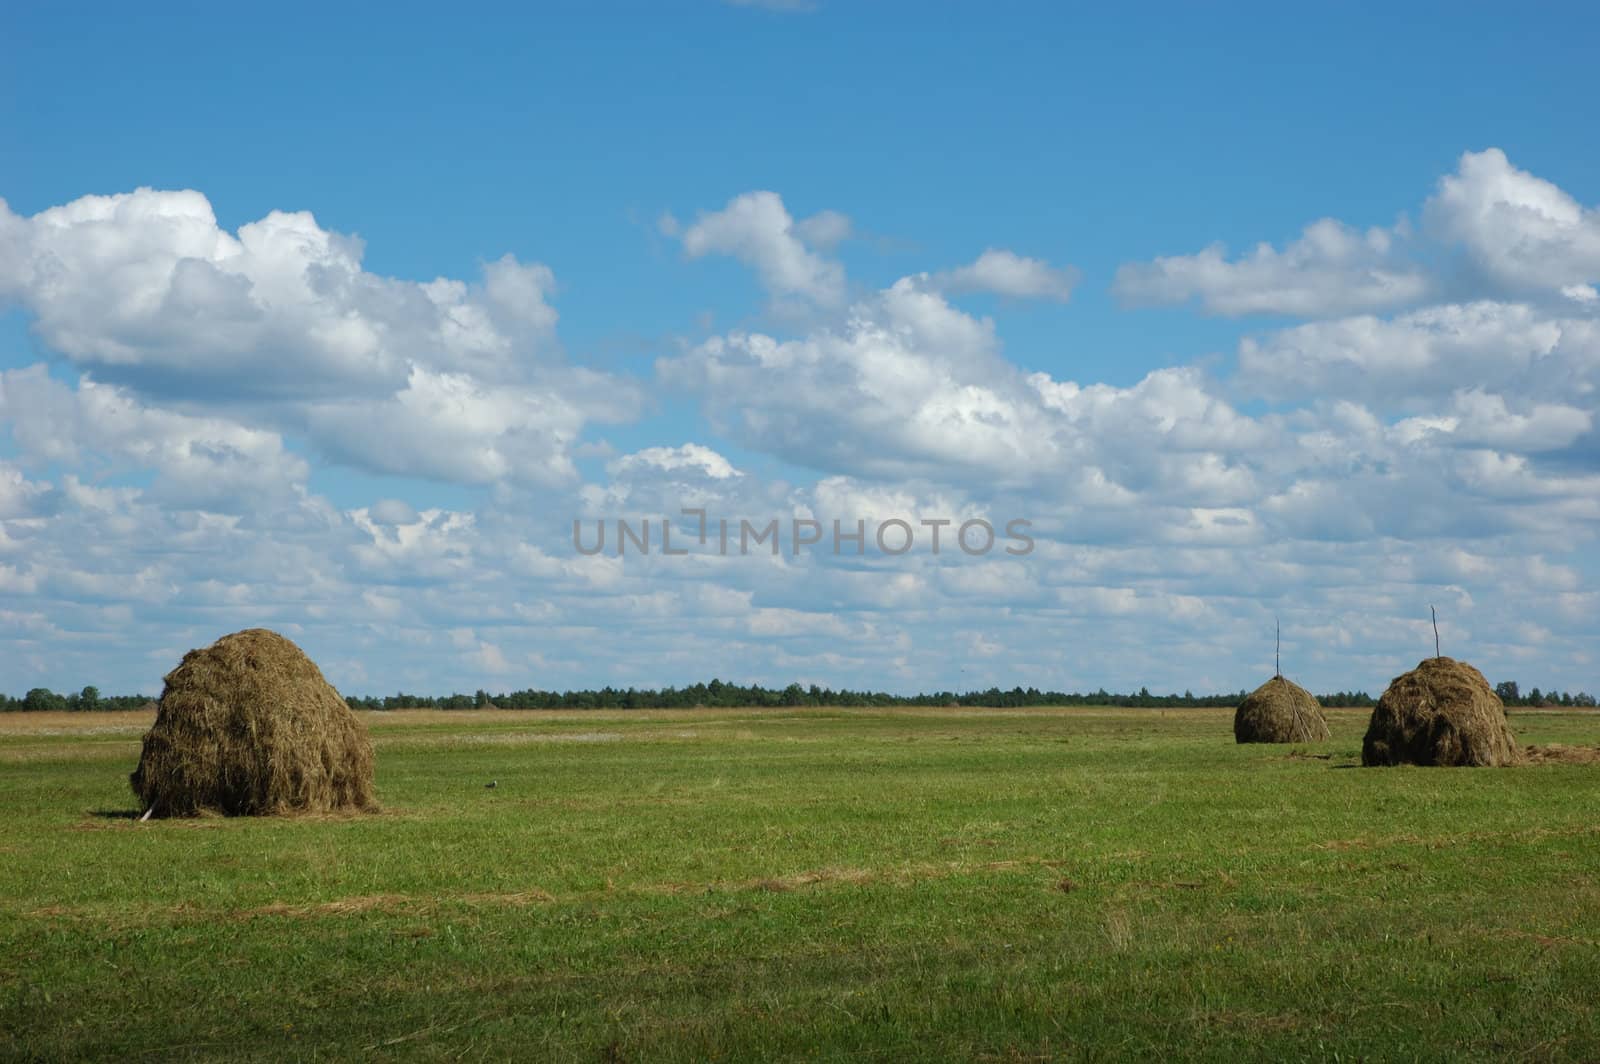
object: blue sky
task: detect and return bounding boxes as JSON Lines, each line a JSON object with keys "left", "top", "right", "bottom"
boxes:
{"left": 3, "top": 1, "right": 1598, "bottom": 697}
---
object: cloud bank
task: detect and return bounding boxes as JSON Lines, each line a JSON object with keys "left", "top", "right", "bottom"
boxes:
{"left": 2, "top": 151, "right": 1597, "bottom": 697}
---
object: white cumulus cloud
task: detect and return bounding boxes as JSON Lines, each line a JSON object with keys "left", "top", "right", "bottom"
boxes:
{"left": 1113, "top": 218, "right": 1427, "bottom": 317}
{"left": 0, "top": 188, "right": 642, "bottom": 487}
{"left": 1115, "top": 149, "right": 1600, "bottom": 316}
{"left": 1425, "top": 148, "right": 1600, "bottom": 293}
{"left": 928, "top": 248, "right": 1079, "bottom": 303}
{"left": 665, "top": 191, "right": 847, "bottom": 307}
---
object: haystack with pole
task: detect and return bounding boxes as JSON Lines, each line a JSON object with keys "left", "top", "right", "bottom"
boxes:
{"left": 130, "top": 628, "right": 377, "bottom": 817}
{"left": 1234, "top": 619, "right": 1330, "bottom": 743}
{"left": 1361, "top": 607, "right": 1520, "bottom": 767}
{"left": 1361, "top": 657, "right": 1520, "bottom": 766}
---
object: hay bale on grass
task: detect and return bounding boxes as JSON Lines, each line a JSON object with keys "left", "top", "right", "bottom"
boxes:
{"left": 1361, "top": 656, "right": 1519, "bottom": 767}
{"left": 1234, "top": 675, "right": 1330, "bottom": 743}
{"left": 130, "top": 628, "right": 376, "bottom": 817}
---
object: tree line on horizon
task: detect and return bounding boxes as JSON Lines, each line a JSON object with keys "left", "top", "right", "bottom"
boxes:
{"left": 341, "top": 682, "right": 1381, "bottom": 711}
{"left": 5, "top": 678, "right": 1595, "bottom": 712}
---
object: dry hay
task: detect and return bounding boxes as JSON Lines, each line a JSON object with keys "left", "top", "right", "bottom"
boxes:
{"left": 1361, "top": 656, "right": 1520, "bottom": 767}
{"left": 1234, "top": 675, "right": 1330, "bottom": 743}
{"left": 130, "top": 628, "right": 376, "bottom": 817}
{"left": 1521, "top": 744, "right": 1600, "bottom": 765}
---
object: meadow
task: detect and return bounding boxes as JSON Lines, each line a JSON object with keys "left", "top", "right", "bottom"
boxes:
{"left": 2, "top": 705, "right": 1598, "bottom": 1061}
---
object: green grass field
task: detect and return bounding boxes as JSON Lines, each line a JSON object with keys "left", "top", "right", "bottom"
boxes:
{"left": 3, "top": 706, "right": 1598, "bottom": 1061}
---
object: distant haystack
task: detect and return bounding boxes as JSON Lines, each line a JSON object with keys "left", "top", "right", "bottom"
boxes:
{"left": 1361, "top": 657, "right": 1520, "bottom": 767}
{"left": 1234, "top": 676, "right": 1330, "bottom": 743}
{"left": 130, "top": 628, "right": 377, "bottom": 817}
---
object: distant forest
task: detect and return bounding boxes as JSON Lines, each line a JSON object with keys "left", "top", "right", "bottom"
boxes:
{"left": 4, "top": 678, "right": 1596, "bottom": 712}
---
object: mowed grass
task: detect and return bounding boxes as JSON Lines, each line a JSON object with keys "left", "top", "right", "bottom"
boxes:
{"left": 2, "top": 706, "right": 1599, "bottom": 1061}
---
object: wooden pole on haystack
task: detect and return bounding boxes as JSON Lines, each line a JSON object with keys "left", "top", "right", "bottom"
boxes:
{"left": 1431, "top": 605, "right": 1441, "bottom": 659}
{"left": 1275, "top": 617, "right": 1281, "bottom": 678}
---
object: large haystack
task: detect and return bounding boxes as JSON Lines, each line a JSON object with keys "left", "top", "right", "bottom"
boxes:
{"left": 1361, "top": 656, "right": 1519, "bottom": 767}
{"left": 130, "top": 628, "right": 376, "bottom": 816}
{"left": 1234, "top": 675, "right": 1330, "bottom": 743}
